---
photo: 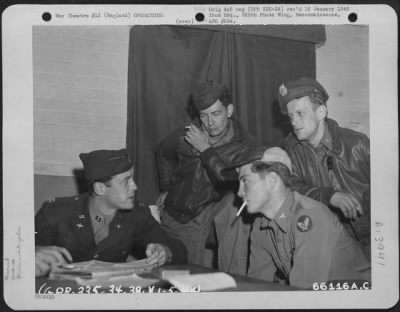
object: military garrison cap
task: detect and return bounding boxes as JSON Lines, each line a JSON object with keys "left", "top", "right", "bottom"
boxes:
{"left": 278, "top": 77, "right": 329, "bottom": 114}
{"left": 192, "top": 80, "right": 232, "bottom": 112}
{"left": 79, "top": 149, "right": 132, "bottom": 181}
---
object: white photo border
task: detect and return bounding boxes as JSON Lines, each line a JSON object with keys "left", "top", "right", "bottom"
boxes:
{"left": 2, "top": 4, "right": 398, "bottom": 310}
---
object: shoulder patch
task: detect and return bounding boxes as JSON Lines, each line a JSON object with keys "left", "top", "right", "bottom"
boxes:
{"left": 296, "top": 215, "right": 312, "bottom": 232}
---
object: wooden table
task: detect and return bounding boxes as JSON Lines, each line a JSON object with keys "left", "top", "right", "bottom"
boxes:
{"left": 36, "top": 264, "right": 296, "bottom": 294}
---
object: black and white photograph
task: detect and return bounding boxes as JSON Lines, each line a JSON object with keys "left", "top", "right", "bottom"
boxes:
{"left": 2, "top": 4, "right": 398, "bottom": 310}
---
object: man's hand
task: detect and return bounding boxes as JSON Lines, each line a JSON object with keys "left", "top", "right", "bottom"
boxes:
{"left": 184, "top": 124, "right": 210, "bottom": 152}
{"left": 35, "top": 246, "right": 73, "bottom": 277}
{"left": 145, "top": 243, "right": 172, "bottom": 267}
{"left": 329, "top": 192, "right": 363, "bottom": 220}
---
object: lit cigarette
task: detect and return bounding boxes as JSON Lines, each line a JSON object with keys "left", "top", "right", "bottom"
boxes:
{"left": 236, "top": 201, "right": 247, "bottom": 217}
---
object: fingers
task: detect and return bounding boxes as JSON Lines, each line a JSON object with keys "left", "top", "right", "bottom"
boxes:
{"left": 186, "top": 123, "right": 204, "bottom": 138}
{"left": 347, "top": 193, "right": 363, "bottom": 215}
{"left": 339, "top": 204, "right": 350, "bottom": 219}
{"left": 339, "top": 194, "right": 362, "bottom": 220}
{"left": 145, "top": 244, "right": 167, "bottom": 267}
{"left": 36, "top": 246, "right": 73, "bottom": 266}
{"left": 343, "top": 194, "right": 362, "bottom": 220}
{"left": 35, "top": 246, "right": 74, "bottom": 278}
{"left": 331, "top": 192, "right": 363, "bottom": 221}
{"left": 56, "top": 247, "right": 73, "bottom": 263}
{"left": 342, "top": 196, "right": 355, "bottom": 219}
{"left": 35, "top": 259, "right": 51, "bottom": 277}
{"left": 145, "top": 244, "right": 161, "bottom": 265}
{"left": 184, "top": 127, "right": 195, "bottom": 144}
{"left": 188, "top": 123, "right": 201, "bottom": 133}
{"left": 49, "top": 247, "right": 72, "bottom": 264}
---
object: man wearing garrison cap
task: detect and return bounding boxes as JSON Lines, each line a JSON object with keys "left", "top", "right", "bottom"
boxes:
{"left": 156, "top": 80, "right": 256, "bottom": 273}
{"left": 278, "top": 77, "right": 370, "bottom": 256}
{"left": 228, "top": 146, "right": 370, "bottom": 289}
{"left": 35, "top": 149, "right": 187, "bottom": 277}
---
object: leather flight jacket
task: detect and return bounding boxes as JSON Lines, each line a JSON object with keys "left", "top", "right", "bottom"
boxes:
{"left": 284, "top": 118, "right": 370, "bottom": 246}
{"left": 156, "top": 118, "right": 256, "bottom": 223}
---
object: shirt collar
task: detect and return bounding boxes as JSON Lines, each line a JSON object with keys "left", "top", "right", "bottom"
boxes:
{"left": 89, "top": 200, "right": 116, "bottom": 225}
{"left": 299, "top": 122, "right": 333, "bottom": 152}
{"left": 258, "top": 192, "right": 294, "bottom": 232}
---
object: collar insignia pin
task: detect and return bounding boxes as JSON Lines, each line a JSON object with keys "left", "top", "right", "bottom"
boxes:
{"left": 76, "top": 223, "right": 84, "bottom": 229}
{"left": 78, "top": 214, "right": 85, "bottom": 219}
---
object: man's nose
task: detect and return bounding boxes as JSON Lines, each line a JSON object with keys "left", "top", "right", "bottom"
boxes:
{"left": 237, "top": 184, "right": 244, "bottom": 198}
{"left": 131, "top": 179, "right": 138, "bottom": 190}
{"left": 290, "top": 116, "right": 298, "bottom": 127}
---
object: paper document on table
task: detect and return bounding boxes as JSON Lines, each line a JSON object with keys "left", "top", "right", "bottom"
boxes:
{"left": 166, "top": 272, "right": 237, "bottom": 292}
{"left": 50, "top": 259, "right": 155, "bottom": 280}
{"left": 75, "top": 273, "right": 160, "bottom": 287}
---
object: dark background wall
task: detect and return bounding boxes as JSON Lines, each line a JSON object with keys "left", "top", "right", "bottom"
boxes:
{"left": 33, "top": 25, "right": 369, "bottom": 213}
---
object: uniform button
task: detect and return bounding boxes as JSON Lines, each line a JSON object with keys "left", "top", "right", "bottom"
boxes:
{"left": 93, "top": 254, "right": 99, "bottom": 259}
{"left": 122, "top": 250, "right": 126, "bottom": 255}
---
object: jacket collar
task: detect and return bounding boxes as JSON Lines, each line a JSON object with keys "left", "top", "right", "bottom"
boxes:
{"left": 289, "top": 118, "right": 341, "bottom": 155}
{"left": 319, "top": 122, "right": 333, "bottom": 151}
{"left": 231, "top": 117, "right": 251, "bottom": 142}
{"left": 325, "top": 118, "right": 342, "bottom": 154}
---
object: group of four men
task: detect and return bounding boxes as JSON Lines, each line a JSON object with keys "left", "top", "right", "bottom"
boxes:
{"left": 35, "top": 77, "right": 371, "bottom": 289}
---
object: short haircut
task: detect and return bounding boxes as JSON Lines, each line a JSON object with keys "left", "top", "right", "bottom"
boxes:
{"left": 250, "top": 161, "right": 293, "bottom": 188}
{"left": 216, "top": 85, "right": 232, "bottom": 108}
{"left": 88, "top": 176, "right": 113, "bottom": 195}
{"left": 308, "top": 90, "right": 327, "bottom": 109}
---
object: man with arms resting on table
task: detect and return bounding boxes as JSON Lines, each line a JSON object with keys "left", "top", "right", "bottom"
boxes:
{"left": 35, "top": 148, "right": 187, "bottom": 277}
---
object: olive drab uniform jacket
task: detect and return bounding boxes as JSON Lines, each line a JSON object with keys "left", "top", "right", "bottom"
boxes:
{"left": 248, "top": 191, "right": 371, "bottom": 289}
{"left": 35, "top": 194, "right": 188, "bottom": 263}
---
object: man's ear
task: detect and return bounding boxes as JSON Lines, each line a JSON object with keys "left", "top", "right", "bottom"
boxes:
{"left": 93, "top": 181, "right": 107, "bottom": 196}
{"left": 227, "top": 104, "right": 234, "bottom": 118}
{"left": 266, "top": 171, "right": 280, "bottom": 188}
{"left": 316, "top": 105, "right": 328, "bottom": 120}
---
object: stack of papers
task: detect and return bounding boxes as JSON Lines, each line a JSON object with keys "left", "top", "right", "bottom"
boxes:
{"left": 75, "top": 274, "right": 160, "bottom": 287}
{"left": 49, "top": 259, "right": 158, "bottom": 286}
